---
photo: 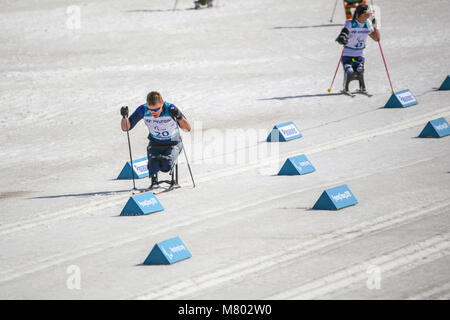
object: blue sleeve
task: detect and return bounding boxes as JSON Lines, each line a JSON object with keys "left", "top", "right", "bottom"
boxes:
{"left": 128, "top": 104, "right": 145, "bottom": 130}
{"left": 343, "top": 20, "right": 352, "bottom": 35}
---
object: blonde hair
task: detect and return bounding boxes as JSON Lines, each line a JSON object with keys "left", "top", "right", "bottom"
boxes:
{"left": 147, "top": 91, "right": 163, "bottom": 106}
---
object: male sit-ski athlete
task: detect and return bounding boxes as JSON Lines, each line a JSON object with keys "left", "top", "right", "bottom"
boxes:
{"left": 121, "top": 91, "right": 191, "bottom": 189}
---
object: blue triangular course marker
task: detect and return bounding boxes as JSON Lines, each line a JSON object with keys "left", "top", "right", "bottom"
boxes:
{"left": 438, "top": 76, "right": 450, "bottom": 90}
{"left": 144, "top": 236, "right": 192, "bottom": 265}
{"left": 384, "top": 89, "right": 418, "bottom": 108}
{"left": 267, "top": 121, "right": 303, "bottom": 142}
{"left": 117, "top": 156, "right": 149, "bottom": 179}
{"left": 120, "top": 192, "right": 164, "bottom": 216}
{"left": 418, "top": 117, "right": 450, "bottom": 138}
{"left": 313, "top": 184, "right": 358, "bottom": 210}
{"left": 278, "top": 154, "right": 315, "bottom": 175}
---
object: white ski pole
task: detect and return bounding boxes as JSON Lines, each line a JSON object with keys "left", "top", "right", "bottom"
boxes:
{"left": 330, "top": 0, "right": 338, "bottom": 22}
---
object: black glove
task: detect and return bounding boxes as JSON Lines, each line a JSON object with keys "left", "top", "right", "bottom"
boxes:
{"left": 336, "top": 33, "right": 349, "bottom": 45}
{"left": 336, "top": 27, "right": 349, "bottom": 45}
{"left": 120, "top": 106, "right": 129, "bottom": 118}
{"left": 169, "top": 106, "right": 183, "bottom": 120}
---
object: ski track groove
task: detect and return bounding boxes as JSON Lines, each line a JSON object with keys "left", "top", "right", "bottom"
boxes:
{"left": 0, "top": 157, "right": 444, "bottom": 285}
{"left": 2, "top": 57, "right": 290, "bottom": 79}
{"left": 131, "top": 200, "right": 450, "bottom": 300}
{"left": 267, "top": 233, "right": 450, "bottom": 300}
{"left": 406, "top": 282, "right": 450, "bottom": 300}
{"left": 1, "top": 106, "right": 449, "bottom": 236}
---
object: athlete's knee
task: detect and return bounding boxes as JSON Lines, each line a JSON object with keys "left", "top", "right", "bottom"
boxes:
{"left": 356, "top": 62, "right": 365, "bottom": 73}
{"left": 154, "top": 155, "right": 172, "bottom": 172}
{"left": 148, "top": 155, "right": 161, "bottom": 172}
{"left": 160, "top": 164, "right": 172, "bottom": 172}
{"left": 344, "top": 64, "right": 354, "bottom": 73}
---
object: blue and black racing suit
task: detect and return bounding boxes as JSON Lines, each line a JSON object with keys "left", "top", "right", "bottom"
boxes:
{"left": 128, "top": 102, "right": 185, "bottom": 175}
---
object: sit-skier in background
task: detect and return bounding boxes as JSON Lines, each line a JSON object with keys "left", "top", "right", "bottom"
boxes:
{"left": 335, "top": 3, "right": 380, "bottom": 96}
{"left": 194, "top": 0, "right": 214, "bottom": 9}
{"left": 343, "top": 0, "right": 367, "bottom": 20}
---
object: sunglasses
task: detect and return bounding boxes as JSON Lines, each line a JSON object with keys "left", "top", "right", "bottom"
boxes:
{"left": 149, "top": 105, "right": 162, "bottom": 112}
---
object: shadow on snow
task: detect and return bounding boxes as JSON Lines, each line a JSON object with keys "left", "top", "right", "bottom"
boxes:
{"left": 259, "top": 92, "right": 342, "bottom": 101}
{"left": 273, "top": 24, "right": 343, "bottom": 30}
{"left": 28, "top": 189, "right": 132, "bottom": 199}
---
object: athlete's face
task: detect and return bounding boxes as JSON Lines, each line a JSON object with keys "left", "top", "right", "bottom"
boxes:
{"left": 359, "top": 11, "right": 372, "bottom": 22}
{"left": 148, "top": 102, "right": 163, "bottom": 118}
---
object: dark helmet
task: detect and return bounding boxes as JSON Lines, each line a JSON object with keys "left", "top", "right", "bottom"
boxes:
{"left": 353, "top": 4, "right": 370, "bottom": 19}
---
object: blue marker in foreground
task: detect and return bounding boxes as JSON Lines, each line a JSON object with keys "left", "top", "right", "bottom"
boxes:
{"left": 144, "top": 236, "right": 192, "bottom": 265}
{"left": 267, "top": 121, "right": 303, "bottom": 142}
{"left": 313, "top": 184, "right": 358, "bottom": 210}
{"left": 418, "top": 118, "right": 450, "bottom": 138}
{"left": 384, "top": 89, "right": 418, "bottom": 108}
{"left": 278, "top": 154, "right": 315, "bottom": 175}
{"left": 120, "top": 192, "right": 164, "bottom": 216}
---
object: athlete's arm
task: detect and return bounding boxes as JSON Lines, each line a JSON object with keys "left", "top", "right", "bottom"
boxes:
{"left": 368, "top": 19, "right": 380, "bottom": 42}
{"left": 121, "top": 118, "right": 130, "bottom": 131}
{"left": 178, "top": 117, "right": 191, "bottom": 132}
{"left": 121, "top": 105, "right": 145, "bottom": 131}
{"left": 169, "top": 105, "right": 191, "bottom": 132}
{"left": 369, "top": 27, "right": 380, "bottom": 41}
{"left": 369, "top": 29, "right": 381, "bottom": 42}
{"left": 336, "top": 27, "right": 350, "bottom": 45}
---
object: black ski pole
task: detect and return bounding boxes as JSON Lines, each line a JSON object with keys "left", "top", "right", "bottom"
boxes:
{"left": 126, "top": 123, "right": 137, "bottom": 191}
{"left": 172, "top": 109, "right": 195, "bottom": 188}
{"left": 122, "top": 107, "right": 137, "bottom": 191}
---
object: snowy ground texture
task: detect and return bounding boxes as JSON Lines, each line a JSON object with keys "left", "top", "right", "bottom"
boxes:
{"left": 1, "top": 0, "right": 450, "bottom": 299}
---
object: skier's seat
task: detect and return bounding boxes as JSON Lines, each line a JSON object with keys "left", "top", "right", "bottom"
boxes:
{"left": 343, "top": 70, "right": 366, "bottom": 92}
{"left": 342, "top": 57, "right": 366, "bottom": 91}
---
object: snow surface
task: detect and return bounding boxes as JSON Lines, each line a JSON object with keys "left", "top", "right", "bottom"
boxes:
{"left": 0, "top": 0, "right": 449, "bottom": 299}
